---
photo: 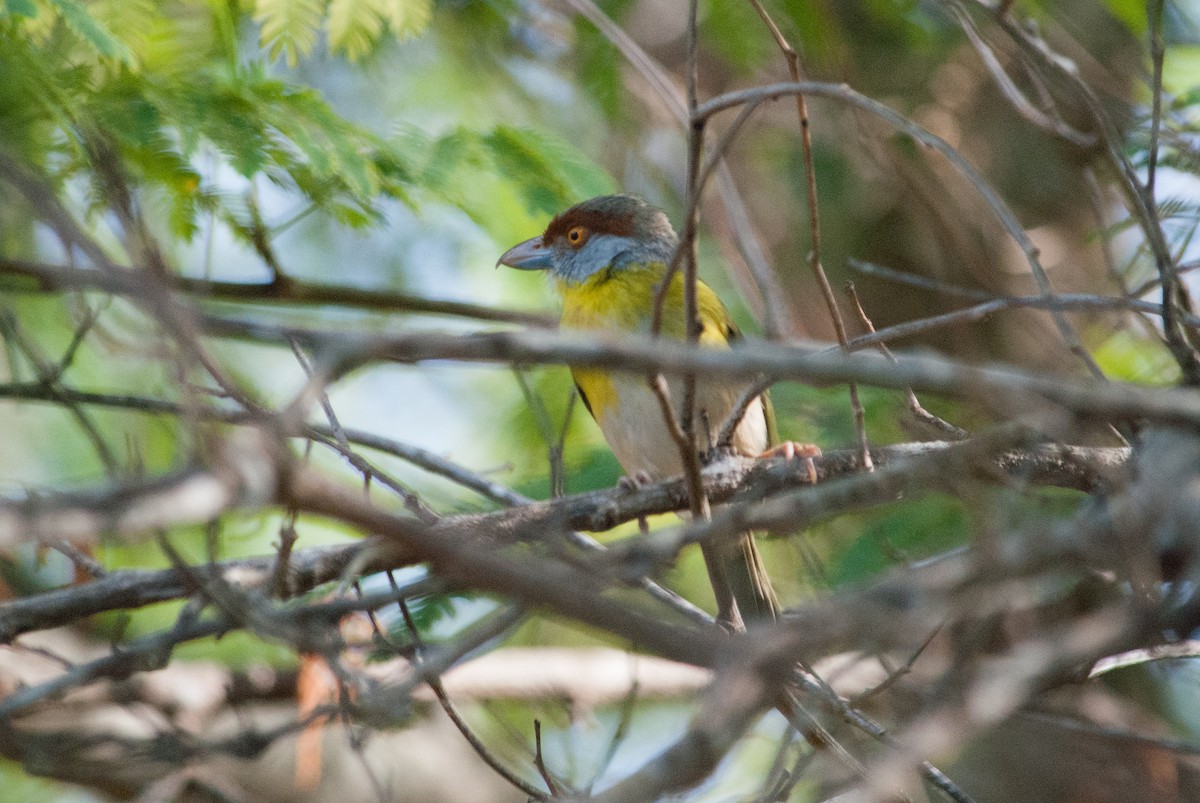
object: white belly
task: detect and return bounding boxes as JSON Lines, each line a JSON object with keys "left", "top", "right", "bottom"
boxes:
{"left": 594, "top": 375, "right": 769, "bottom": 479}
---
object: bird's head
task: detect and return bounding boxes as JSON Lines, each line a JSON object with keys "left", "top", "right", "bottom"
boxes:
{"left": 497, "top": 195, "right": 678, "bottom": 284}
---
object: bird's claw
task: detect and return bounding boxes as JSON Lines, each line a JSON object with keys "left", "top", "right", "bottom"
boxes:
{"left": 617, "top": 471, "right": 654, "bottom": 493}
{"left": 758, "top": 441, "right": 822, "bottom": 484}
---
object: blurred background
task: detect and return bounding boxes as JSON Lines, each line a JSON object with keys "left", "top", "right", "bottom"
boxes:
{"left": 2, "top": 0, "right": 1200, "bottom": 800}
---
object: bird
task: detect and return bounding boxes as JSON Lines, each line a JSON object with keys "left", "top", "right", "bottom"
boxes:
{"left": 498, "top": 194, "right": 819, "bottom": 629}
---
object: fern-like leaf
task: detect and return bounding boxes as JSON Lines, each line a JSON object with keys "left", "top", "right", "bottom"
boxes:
{"left": 254, "top": 0, "right": 325, "bottom": 67}
{"left": 12, "top": 0, "right": 58, "bottom": 42}
{"left": 45, "top": 0, "right": 134, "bottom": 63}
{"left": 380, "top": 0, "right": 431, "bottom": 40}
{"left": 485, "top": 125, "right": 616, "bottom": 214}
{"left": 326, "top": 0, "right": 386, "bottom": 61}
{"left": 89, "top": 0, "right": 157, "bottom": 67}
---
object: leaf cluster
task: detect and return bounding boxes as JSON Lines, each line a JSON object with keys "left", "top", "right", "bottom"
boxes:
{"left": 0, "top": 0, "right": 614, "bottom": 260}
{"left": 255, "top": 0, "right": 432, "bottom": 65}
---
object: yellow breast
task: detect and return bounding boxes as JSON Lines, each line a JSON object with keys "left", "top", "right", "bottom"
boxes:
{"left": 556, "top": 264, "right": 729, "bottom": 341}
{"left": 556, "top": 264, "right": 768, "bottom": 477}
{"left": 559, "top": 265, "right": 659, "bottom": 423}
{"left": 558, "top": 265, "right": 729, "bottom": 418}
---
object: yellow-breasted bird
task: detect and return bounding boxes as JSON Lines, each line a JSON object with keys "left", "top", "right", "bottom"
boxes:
{"left": 498, "top": 194, "right": 816, "bottom": 627}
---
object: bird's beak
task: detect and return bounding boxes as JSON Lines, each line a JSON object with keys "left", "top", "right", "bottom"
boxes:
{"left": 496, "top": 236, "right": 553, "bottom": 271}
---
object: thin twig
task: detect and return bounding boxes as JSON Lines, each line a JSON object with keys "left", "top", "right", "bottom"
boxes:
{"left": 0, "top": 309, "right": 120, "bottom": 473}
{"left": 647, "top": 373, "right": 736, "bottom": 628}
{"left": 396, "top": 598, "right": 546, "bottom": 800}
{"left": 559, "top": 0, "right": 800, "bottom": 334}
{"left": 743, "top": 0, "right": 874, "bottom": 471}
{"left": 270, "top": 513, "right": 300, "bottom": 600}
{"left": 946, "top": 2, "right": 1095, "bottom": 146}
{"left": 977, "top": 5, "right": 1200, "bottom": 382}
{"left": 1147, "top": 0, "right": 1166, "bottom": 202}
{"left": 532, "top": 720, "right": 561, "bottom": 797}
{"left": 0, "top": 151, "right": 270, "bottom": 420}
{"left": 0, "top": 259, "right": 557, "bottom": 329}
{"left": 715, "top": 377, "right": 774, "bottom": 450}
{"left": 850, "top": 622, "right": 944, "bottom": 704}
{"left": 689, "top": 79, "right": 1109, "bottom": 380}
{"left": 844, "top": 281, "right": 967, "bottom": 440}
{"left": 24, "top": 316, "right": 1200, "bottom": 430}
{"left": 587, "top": 674, "right": 643, "bottom": 794}
{"left": 514, "top": 369, "right": 568, "bottom": 498}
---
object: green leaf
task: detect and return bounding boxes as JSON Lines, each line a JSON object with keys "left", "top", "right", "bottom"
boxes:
{"left": 88, "top": 0, "right": 157, "bottom": 60}
{"left": 3, "top": 0, "right": 38, "bottom": 18}
{"left": 254, "top": 80, "right": 382, "bottom": 197}
{"left": 46, "top": 0, "right": 134, "bottom": 63}
{"left": 380, "top": 0, "right": 431, "bottom": 40}
{"left": 254, "top": 0, "right": 324, "bottom": 67}
{"left": 484, "top": 125, "right": 616, "bottom": 214}
{"left": 326, "top": 0, "right": 386, "bottom": 61}
{"left": 403, "top": 592, "right": 460, "bottom": 632}
{"left": 182, "top": 77, "right": 272, "bottom": 175}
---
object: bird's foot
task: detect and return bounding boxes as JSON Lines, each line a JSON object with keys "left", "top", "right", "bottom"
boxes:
{"left": 617, "top": 470, "right": 655, "bottom": 493}
{"left": 758, "top": 442, "right": 822, "bottom": 484}
{"left": 700, "top": 443, "right": 739, "bottom": 467}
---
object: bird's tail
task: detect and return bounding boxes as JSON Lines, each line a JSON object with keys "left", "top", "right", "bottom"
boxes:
{"left": 725, "top": 531, "right": 780, "bottom": 624}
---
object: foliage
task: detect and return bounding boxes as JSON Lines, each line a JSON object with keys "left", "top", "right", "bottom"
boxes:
{"left": 254, "top": 0, "right": 432, "bottom": 64}
{"left": 0, "top": 0, "right": 603, "bottom": 256}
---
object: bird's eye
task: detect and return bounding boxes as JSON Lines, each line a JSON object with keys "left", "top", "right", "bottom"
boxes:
{"left": 566, "top": 226, "right": 589, "bottom": 247}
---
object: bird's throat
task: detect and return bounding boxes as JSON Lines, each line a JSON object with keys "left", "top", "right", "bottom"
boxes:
{"left": 557, "top": 263, "right": 676, "bottom": 335}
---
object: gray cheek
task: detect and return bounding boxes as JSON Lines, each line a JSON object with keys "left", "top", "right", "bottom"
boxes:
{"left": 558, "top": 235, "right": 635, "bottom": 283}
{"left": 590, "top": 235, "right": 636, "bottom": 264}
{"left": 555, "top": 249, "right": 590, "bottom": 283}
